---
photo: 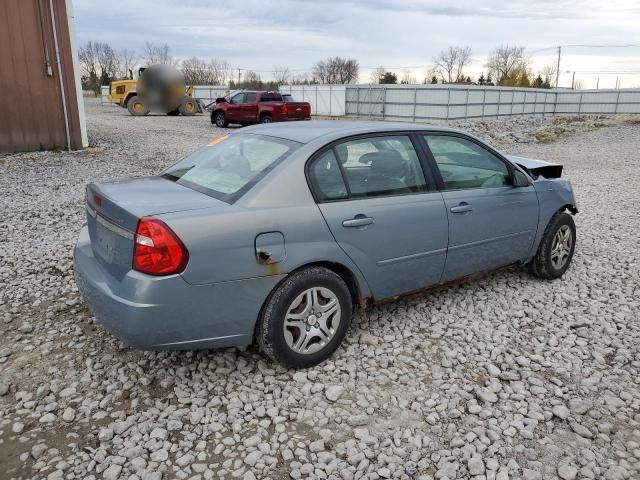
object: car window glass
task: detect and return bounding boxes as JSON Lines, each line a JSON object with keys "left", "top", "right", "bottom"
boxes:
{"left": 245, "top": 93, "right": 257, "bottom": 102}
{"left": 231, "top": 92, "right": 245, "bottom": 104}
{"left": 334, "top": 136, "right": 426, "bottom": 198}
{"left": 162, "top": 134, "right": 297, "bottom": 200}
{"left": 261, "top": 94, "right": 282, "bottom": 102}
{"left": 308, "top": 150, "right": 348, "bottom": 201}
{"left": 425, "top": 135, "right": 510, "bottom": 189}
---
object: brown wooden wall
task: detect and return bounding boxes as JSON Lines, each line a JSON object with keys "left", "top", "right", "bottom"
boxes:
{"left": 0, "top": 0, "right": 86, "bottom": 153}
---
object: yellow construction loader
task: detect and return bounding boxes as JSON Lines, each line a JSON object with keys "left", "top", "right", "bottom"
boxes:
{"left": 107, "top": 65, "right": 202, "bottom": 116}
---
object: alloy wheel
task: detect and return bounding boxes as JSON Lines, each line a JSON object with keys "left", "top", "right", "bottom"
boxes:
{"left": 550, "top": 225, "right": 573, "bottom": 269}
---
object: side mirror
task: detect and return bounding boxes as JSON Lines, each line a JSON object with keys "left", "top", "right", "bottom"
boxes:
{"left": 512, "top": 169, "right": 531, "bottom": 187}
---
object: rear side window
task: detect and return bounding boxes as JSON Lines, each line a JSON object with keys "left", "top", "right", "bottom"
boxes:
{"left": 260, "top": 93, "right": 283, "bottom": 102}
{"left": 308, "top": 151, "right": 348, "bottom": 201}
{"left": 245, "top": 92, "right": 257, "bottom": 102}
{"left": 424, "top": 135, "right": 510, "bottom": 189}
{"left": 335, "top": 135, "right": 426, "bottom": 198}
{"left": 162, "top": 133, "right": 299, "bottom": 202}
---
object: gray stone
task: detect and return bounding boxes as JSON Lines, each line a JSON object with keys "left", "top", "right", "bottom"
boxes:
{"left": 325, "top": 385, "right": 345, "bottom": 402}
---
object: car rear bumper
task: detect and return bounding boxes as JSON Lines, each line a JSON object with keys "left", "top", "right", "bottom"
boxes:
{"left": 73, "top": 226, "right": 285, "bottom": 350}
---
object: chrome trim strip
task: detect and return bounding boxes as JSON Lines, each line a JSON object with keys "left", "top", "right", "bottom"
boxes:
{"left": 87, "top": 202, "right": 134, "bottom": 240}
{"left": 85, "top": 201, "right": 96, "bottom": 218}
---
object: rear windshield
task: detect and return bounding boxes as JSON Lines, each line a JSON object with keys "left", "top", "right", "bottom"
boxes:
{"left": 162, "top": 133, "right": 299, "bottom": 202}
{"left": 282, "top": 94, "right": 295, "bottom": 102}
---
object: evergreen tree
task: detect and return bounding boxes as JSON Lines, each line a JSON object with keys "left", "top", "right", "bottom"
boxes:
{"left": 379, "top": 72, "right": 398, "bottom": 84}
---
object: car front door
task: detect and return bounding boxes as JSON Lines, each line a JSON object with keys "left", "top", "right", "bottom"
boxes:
{"left": 308, "top": 134, "right": 449, "bottom": 300}
{"left": 226, "top": 92, "right": 245, "bottom": 122}
{"left": 422, "top": 134, "right": 539, "bottom": 282}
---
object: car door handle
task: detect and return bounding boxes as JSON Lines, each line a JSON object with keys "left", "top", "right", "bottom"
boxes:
{"left": 450, "top": 202, "right": 472, "bottom": 213}
{"left": 342, "top": 215, "right": 374, "bottom": 228}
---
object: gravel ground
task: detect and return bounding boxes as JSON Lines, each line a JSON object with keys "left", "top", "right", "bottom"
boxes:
{"left": 1, "top": 99, "right": 639, "bottom": 480}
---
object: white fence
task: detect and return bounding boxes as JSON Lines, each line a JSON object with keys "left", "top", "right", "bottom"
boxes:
{"left": 192, "top": 85, "right": 231, "bottom": 104}
{"left": 101, "top": 82, "right": 640, "bottom": 120}
{"left": 344, "top": 84, "right": 640, "bottom": 121}
{"left": 279, "top": 85, "right": 346, "bottom": 116}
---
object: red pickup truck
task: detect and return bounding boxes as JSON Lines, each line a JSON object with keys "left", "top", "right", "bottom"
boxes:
{"left": 211, "top": 91, "right": 311, "bottom": 127}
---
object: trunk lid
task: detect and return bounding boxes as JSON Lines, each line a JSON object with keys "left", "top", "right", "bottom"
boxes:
{"left": 85, "top": 177, "right": 227, "bottom": 279}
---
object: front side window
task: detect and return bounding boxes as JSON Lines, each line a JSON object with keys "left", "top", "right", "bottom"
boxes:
{"left": 230, "top": 92, "right": 246, "bottom": 104}
{"left": 424, "top": 135, "right": 510, "bottom": 189}
{"left": 334, "top": 135, "right": 426, "bottom": 198}
{"left": 162, "top": 133, "right": 298, "bottom": 201}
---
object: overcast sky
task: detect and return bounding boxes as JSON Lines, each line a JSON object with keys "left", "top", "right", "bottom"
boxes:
{"left": 73, "top": 0, "right": 640, "bottom": 88}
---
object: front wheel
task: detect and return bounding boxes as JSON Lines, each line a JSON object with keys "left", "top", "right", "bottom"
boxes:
{"left": 528, "top": 211, "right": 576, "bottom": 279}
{"left": 257, "top": 267, "right": 352, "bottom": 369}
{"left": 213, "top": 111, "right": 227, "bottom": 128}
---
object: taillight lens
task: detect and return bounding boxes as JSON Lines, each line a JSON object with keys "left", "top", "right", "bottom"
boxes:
{"left": 282, "top": 103, "right": 288, "bottom": 116}
{"left": 133, "top": 217, "right": 188, "bottom": 275}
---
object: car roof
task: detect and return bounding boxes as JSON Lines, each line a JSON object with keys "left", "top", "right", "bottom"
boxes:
{"left": 239, "top": 120, "right": 464, "bottom": 144}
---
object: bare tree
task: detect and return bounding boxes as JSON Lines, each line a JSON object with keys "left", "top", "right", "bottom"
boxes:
{"left": 401, "top": 70, "right": 416, "bottom": 84}
{"left": 79, "top": 41, "right": 117, "bottom": 93}
{"left": 370, "top": 66, "right": 385, "bottom": 84}
{"left": 182, "top": 57, "right": 209, "bottom": 85}
{"left": 433, "top": 46, "right": 472, "bottom": 83}
{"left": 312, "top": 60, "right": 328, "bottom": 84}
{"left": 116, "top": 48, "right": 138, "bottom": 79}
{"left": 272, "top": 66, "right": 290, "bottom": 85}
{"left": 207, "top": 59, "right": 231, "bottom": 85}
{"left": 312, "top": 57, "right": 359, "bottom": 84}
{"left": 485, "top": 45, "right": 528, "bottom": 85}
{"left": 291, "top": 72, "right": 313, "bottom": 85}
{"left": 143, "top": 42, "right": 176, "bottom": 66}
{"left": 242, "top": 71, "right": 263, "bottom": 89}
{"left": 540, "top": 61, "right": 557, "bottom": 86}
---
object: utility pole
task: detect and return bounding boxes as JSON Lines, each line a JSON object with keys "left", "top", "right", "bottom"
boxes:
{"left": 555, "top": 46, "right": 561, "bottom": 89}
{"left": 596, "top": 78, "right": 599, "bottom": 89}
{"left": 571, "top": 71, "right": 576, "bottom": 89}
{"left": 237, "top": 68, "right": 242, "bottom": 85}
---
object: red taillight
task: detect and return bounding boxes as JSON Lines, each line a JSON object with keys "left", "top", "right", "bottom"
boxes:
{"left": 133, "top": 217, "right": 188, "bottom": 276}
{"left": 281, "top": 103, "right": 288, "bottom": 116}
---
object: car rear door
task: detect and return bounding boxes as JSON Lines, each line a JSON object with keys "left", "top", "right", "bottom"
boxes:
{"left": 421, "top": 134, "right": 539, "bottom": 282}
{"left": 307, "top": 134, "right": 449, "bottom": 300}
{"left": 242, "top": 92, "right": 258, "bottom": 122}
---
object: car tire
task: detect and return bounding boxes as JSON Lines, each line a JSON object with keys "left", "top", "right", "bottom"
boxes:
{"left": 260, "top": 114, "right": 273, "bottom": 124}
{"left": 528, "top": 211, "right": 576, "bottom": 280}
{"left": 257, "top": 267, "right": 352, "bottom": 369}
{"left": 166, "top": 108, "right": 180, "bottom": 116}
{"left": 213, "top": 111, "right": 227, "bottom": 128}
